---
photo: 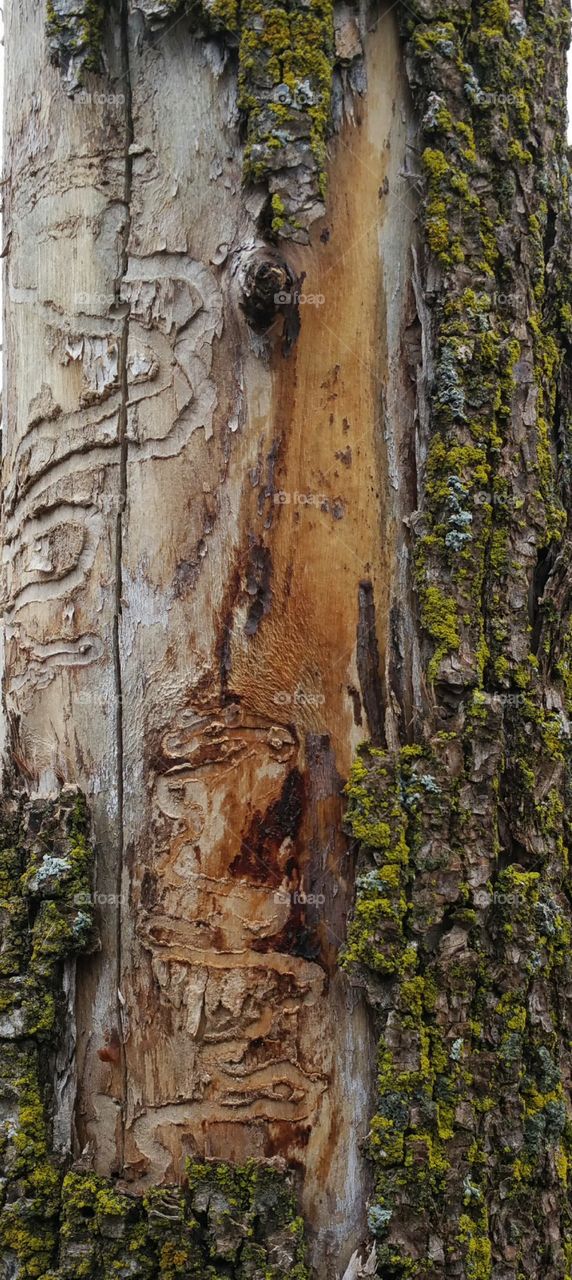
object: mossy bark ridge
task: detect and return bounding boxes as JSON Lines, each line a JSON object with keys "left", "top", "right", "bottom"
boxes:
{"left": 341, "top": 0, "right": 572, "bottom": 1274}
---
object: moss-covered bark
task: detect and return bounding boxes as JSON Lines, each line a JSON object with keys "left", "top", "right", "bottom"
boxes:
{"left": 46, "top": 0, "right": 109, "bottom": 90}
{"left": 0, "top": 790, "right": 98, "bottom": 1278}
{"left": 339, "top": 0, "right": 572, "bottom": 1275}
{"left": 50, "top": 1162, "right": 309, "bottom": 1279}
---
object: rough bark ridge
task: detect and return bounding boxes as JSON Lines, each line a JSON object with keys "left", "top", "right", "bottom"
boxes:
{"left": 0, "top": 790, "right": 97, "bottom": 1273}
{"left": 1, "top": 0, "right": 571, "bottom": 1277}
{"left": 341, "top": 0, "right": 572, "bottom": 1276}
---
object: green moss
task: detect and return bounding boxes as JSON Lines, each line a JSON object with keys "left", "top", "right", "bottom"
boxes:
{"left": 458, "top": 1209, "right": 492, "bottom": 1280}
{"left": 0, "top": 793, "right": 97, "bottom": 1280}
{"left": 402, "top": 0, "right": 572, "bottom": 691}
{"left": 271, "top": 192, "right": 287, "bottom": 232}
{"left": 344, "top": 4, "right": 572, "bottom": 1243}
{"left": 205, "top": 0, "right": 239, "bottom": 31}
{"left": 239, "top": 0, "right": 334, "bottom": 234}
{"left": 46, "top": 0, "right": 107, "bottom": 81}
{"left": 420, "top": 586, "right": 460, "bottom": 678}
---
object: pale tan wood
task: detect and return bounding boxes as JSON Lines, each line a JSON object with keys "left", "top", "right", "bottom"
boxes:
{"left": 3, "top": 2, "right": 417, "bottom": 1272}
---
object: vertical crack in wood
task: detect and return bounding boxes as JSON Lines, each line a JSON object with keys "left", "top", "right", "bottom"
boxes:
{"left": 356, "top": 579, "right": 384, "bottom": 747}
{"left": 112, "top": 0, "right": 134, "bottom": 1171}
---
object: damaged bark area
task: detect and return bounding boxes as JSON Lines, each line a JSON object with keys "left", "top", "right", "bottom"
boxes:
{"left": 239, "top": 250, "right": 302, "bottom": 355}
{"left": 0, "top": 787, "right": 310, "bottom": 1279}
{"left": 5, "top": 0, "right": 415, "bottom": 1273}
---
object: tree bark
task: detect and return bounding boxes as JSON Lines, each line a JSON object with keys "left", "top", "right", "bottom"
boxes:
{"left": 1, "top": 0, "right": 572, "bottom": 1277}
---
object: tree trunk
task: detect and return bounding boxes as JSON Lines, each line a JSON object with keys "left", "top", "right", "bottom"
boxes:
{"left": 1, "top": 0, "right": 572, "bottom": 1277}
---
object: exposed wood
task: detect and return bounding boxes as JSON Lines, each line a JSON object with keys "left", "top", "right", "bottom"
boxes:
{"left": 3, "top": 0, "right": 416, "bottom": 1273}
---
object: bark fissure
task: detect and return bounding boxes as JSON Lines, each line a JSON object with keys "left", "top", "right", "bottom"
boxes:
{"left": 112, "top": 0, "right": 135, "bottom": 1173}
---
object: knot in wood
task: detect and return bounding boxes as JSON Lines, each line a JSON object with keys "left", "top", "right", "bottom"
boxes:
{"left": 240, "top": 251, "right": 301, "bottom": 355}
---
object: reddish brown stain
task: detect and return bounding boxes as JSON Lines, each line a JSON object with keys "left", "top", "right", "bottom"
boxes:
{"left": 266, "top": 1120, "right": 311, "bottom": 1160}
{"left": 230, "top": 767, "right": 304, "bottom": 885}
{"left": 98, "top": 1028, "right": 121, "bottom": 1064}
{"left": 243, "top": 538, "right": 273, "bottom": 636}
{"left": 214, "top": 556, "right": 242, "bottom": 694}
{"left": 251, "top": 914, "right": 321, "bottom": 962}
